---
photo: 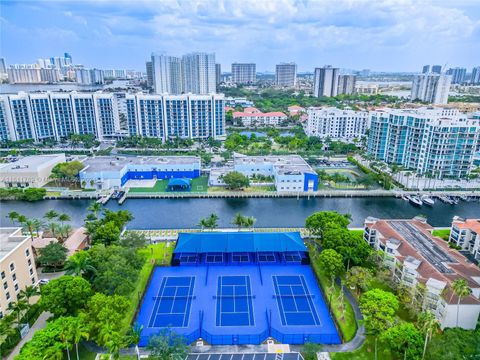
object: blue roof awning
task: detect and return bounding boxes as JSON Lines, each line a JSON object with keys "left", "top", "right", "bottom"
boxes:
{"left": 173, "top": 232, "right": 306, "bottom": 254}
{"left": 167, "top": 178, "right": 191, "bottom": 187}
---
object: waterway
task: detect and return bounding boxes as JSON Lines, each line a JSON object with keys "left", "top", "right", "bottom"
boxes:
{"left": 1, "top": 197, "right": 479, "bottom": 229}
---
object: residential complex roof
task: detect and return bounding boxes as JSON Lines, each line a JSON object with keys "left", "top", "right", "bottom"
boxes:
{"left": 0, "top": 227, "right": 29, "bottom": 261}
{"left": 0, "top": 154, "right": 65, "bottom": 174}
{"left": 81, "top": 156, "right": 201, "bottom": 172}
{"left": 234, "top": 154, "right": 316, "bottom": 175}
{"left": 367, "top": 218, "right": 480, "bottom": 305}
{"left": 174, "top": 232, "right": 306, "bottom": 254}
{"left": 452, "top": 218, "right": 480, "bottom": 234}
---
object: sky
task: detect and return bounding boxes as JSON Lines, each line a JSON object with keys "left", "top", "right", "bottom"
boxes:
{"left": 1, "top": 0, "right": 479, "bottom": 73}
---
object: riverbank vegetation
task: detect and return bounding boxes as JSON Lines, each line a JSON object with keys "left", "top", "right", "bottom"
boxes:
{"left": 0, "top": 187, "right": 46, "bottom": 201}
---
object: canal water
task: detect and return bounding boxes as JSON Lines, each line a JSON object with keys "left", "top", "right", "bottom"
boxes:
{"left": 1, "top": 197, "right": 479, "bottom": 229}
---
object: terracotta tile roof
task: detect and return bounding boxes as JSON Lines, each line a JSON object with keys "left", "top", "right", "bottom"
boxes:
{"left": 369, "top": 218, "right": 480, "bottom": 305}
{"left": 453, "top": 219, "right": 480, "bottom": 234}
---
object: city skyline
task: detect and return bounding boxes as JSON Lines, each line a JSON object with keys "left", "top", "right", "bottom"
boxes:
{"left": 1, "top": 0, "right": 479, "bottom": 72}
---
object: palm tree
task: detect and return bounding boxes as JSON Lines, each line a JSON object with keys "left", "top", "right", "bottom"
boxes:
{"left": 8, "top": 298, "right": 29, "bottom": 326}
{"left": 87, "top": 202, "right": 103, "bottom": 219}
{"left": 451, "top": 278, "right": 472, "bottom": 327}
{"left": 70, "top": 317, "right": 89, "bottom": 360}
{"left": 57, "top": 224, "right": 73, "bottom": 241}
{"left": 244, "top": 216, "right": 256, "bottom": 230}
{"left": 44, "top": 210, "right": 59, "bottom": 221}
{"left": 232, "top": 213, "right": 246, "bottom": 230}
{"left": 18, "top": 285, "right": 40, "bottom": 305}
{"left": 342, "top": 247, "right": 357, "bottom": 271}
{"left": 106, "top": 332, "right": 126, "bottom": 360}
{"left": 58, "top": 213, "right": 71, "bottom": 225}
{"left": 21, "top": 219, "right": 36, "bottom": 241}
{"left": 32, "top": 218, "right": 44, "bottom": 237}
{"left": 127, "top": 323, "right": 143, "bottom": 358}
{"left": 7, "top": 211, "right": 20, "bottom": 226}
{"left": 417, "top": 311, "right": 439, "bottom": 360}
{"left": 48, "top": 222, "right": 59, "bottom": 238}
{"left": 64, "top": 252, "right": 96, "bottom": 277}
{"left": 58, "top": 319, "right": 73, "bottom": 360}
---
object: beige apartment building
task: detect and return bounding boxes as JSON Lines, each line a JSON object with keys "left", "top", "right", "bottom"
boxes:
{"left": 449, "top": 217, "right": 480, "bottom": 261}
{"left": 0, "top": 228, "right": 38, "bottom": 318}
{"left": 0, "top": 153, "right": 65, "bottom": 188}
{"left": 364, "top": 217, "right": 480, "bottom": 329}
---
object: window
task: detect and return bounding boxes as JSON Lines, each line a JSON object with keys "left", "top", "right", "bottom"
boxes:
{"left": 25, "top": 248, "right": 30, "bottom": 257}
{"left": 29, "top": 268, "right": 33, "bottom": 275}
{"left": 12, "top": 274, "right": 16, "bottom": 281}
{"left": 6, "top": 292, "right": 10, "bottom": 300}
{"left": 31, "top": 277, "right": 36, "bottom": 284}
{"left": 9, "top": 263, "right": 15, "bottom": 272}
{"left": 14, "top": 284, "right": 18, "bottom": 292}
{"left": 1, "top": 272, "right": 4, "bottom": 279}
{"left": 2, "top": 282, "right": 7, "bottom": 290}
{"left": 28, "top": 259, "right": 32, "bottom": 266}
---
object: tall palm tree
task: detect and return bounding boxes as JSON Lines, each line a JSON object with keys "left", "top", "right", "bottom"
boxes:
{"left": 106, "top": 332, "right": 125, "bottom": 360}
{"left": 44, "top": 210, "right": 59, "bottom": 221}
{"left": 64, "top": 252, "right": 96, "bottom": 277}
{"left": 58, "top": 319, "right": 73, "bottom": 360}
{"left": 58, "top": 213, "right": 71, "bottom": 225}
{"left": 7, "top": 211, "right": 20, "bottom": 226}
{"left": 87, "top": 202, "right": 103, "bottom": 219}
{"left": 22, "top": 219, "right": 36, "bottom": 241}
{"left": 48, "top": 222, "right": 59, "bottom": 238}
{"left": 232, "top": 213, "right": 246, "bottom": 230}
{"left": 18, "top": 285, "right": 40, "bottom": 305}
{"left": 8, "top": 298, "right": 29, "bottom": 326}
{"left": 417, "top": 311, "right": 439, "bottom": 360}
{"left": 32, "top": 218, "right": 44, "bottom": 237}
{"left": 70, "top": 317, "right": 89, "bottom": 360}
{"left": 451, "top": 278, "right": 472, "bottom": 327}
{"left": 244, "top": 216, "right": 256, "bottom": 230}
{"left": 127, "top": 323, "right": 143, "bottom": 358}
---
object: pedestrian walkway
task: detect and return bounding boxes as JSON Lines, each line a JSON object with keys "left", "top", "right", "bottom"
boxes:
{"left": 6, "top": 312, "right": 52, "bottom": 360}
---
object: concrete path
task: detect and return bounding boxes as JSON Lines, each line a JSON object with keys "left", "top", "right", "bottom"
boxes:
{"left": 6, "top": 312, "right": 52, "bottom": 360}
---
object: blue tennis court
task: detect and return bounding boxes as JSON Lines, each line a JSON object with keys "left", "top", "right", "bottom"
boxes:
{"left": 216, "top": 275, "right": 255, "bottom": 326}
{"left": 273, "top": 275, "right": 321, "bottom": 326}
{"left": 148, "top": 276, "right": 195, "bottom": 328}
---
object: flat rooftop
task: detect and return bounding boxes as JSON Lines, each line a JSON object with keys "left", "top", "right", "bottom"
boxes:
{"left": 0, "top": 154, "right": 65, "bottom": 173}
{"left": 387, "top": 220, "right": 457, "bottom": 274}
{"left": 0, "top": 227, "right": 29, "bottom": 261}
{"left": 81, "top": 156, "right": 201, "bottom": 173}
{"left": 234, "top": 154, "right": 316, "bottom": 175}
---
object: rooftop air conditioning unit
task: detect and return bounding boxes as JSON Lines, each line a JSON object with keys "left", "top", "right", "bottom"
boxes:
{"left": 196, "top": 340, "right": 204, "bottom": 347}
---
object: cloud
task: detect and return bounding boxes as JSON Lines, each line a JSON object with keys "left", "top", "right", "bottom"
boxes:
{"left": 1, "top": 0, "right": 479, "bottom": 71}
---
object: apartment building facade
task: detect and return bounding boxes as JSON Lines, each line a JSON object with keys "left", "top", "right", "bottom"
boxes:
{"left": 411, "top": 74, "right": 452, "bottom": 104}
{"left": 231, "top": 63, "right": 256, "bottom": 84}
{"left": 275, "top": 63, "right": 297, "bottom": 87}
{"left": 125, "top": 93, "right": 225, "bottom": 141}
{"left": 305, "top": 107, "right": 368, "bottom": 141}
{"left": 367, "top": 108, "right": 480, "bottom": 179}
{"left": 0, "top": 92, "right": 120, "bottom": 142}
{"left": 363, "top": 217, "right": 480, "bottom": 329}
{"left": 0, "top": 228, "right": 38, "bottom": 318}
{"left": 233, "top": 107, "right": 287, "bottom": 127}
{"left": 449, "top": 217, "right": 480, "bottom": 261}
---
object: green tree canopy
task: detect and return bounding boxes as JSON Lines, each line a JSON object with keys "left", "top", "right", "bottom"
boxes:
{"left": 305, "top": 211, "right": 351, "bottom": 238}
{"left": 425, "top": 328, "right": 480, "bottom": 360}
{"left": 360, "top": 289, "right": 399, "bottom": 334}
{"left": 221, "top": 171, "right": 250, "bottom": 189}
{"left": 40, "top": 276, "right": 92, "bottom": 317}
{"left": 147, "top": 329, "right": 188, "bottom": 360}
{"left": 380, "top": 322, "right": 423, "bottom": 360}
{"left": 51, "top": 161, "right": 85, "bottom": 181}
{"left": 37, "top": 242, "right": 68, "bottom": 268}
{"left": 119, "top": 232, "right": 148, "bottom": 249}
{"left": 317, "top": 249, "right": 345, "bottom": 287}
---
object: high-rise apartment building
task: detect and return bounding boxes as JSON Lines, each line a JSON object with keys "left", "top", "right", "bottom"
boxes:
{"left": 313, "top": 66, "right": 339, "bottom": 97}
{"left": 471, "top": 66, "right": 480, "bottom": 85}
{"left": 146, "top": 61, "right": 154, "bottom": 87}
{"left": 0, "top": 92, "right": 119, "bottom": 142}
{"left": 125, "top": 93, "right": 225, "bottom": 141}
{"left": 231, "top": 63, "right": 256, "bottom": 84}
{"left": 306, "top": 107, "right": 368, "bottom": 141}
{"left": 422, "top": 65, "right": 430, "bottom": 74}
{"left": 151, "top": 52, "right": 216, "bottom": 95}
{"left": 411, "top": 74, "right": 452, "bottom": 104}
{"left": 0, "top": 58, "right": 6, "bottom": 75}
{"left": 367, "top": 107, "right": 480, "bottom": 178}
{"left": 275, "top": 63, "right": 297, "bottom": 87}
{"left": 431, "top": 65, "right": 442, "bottom": 74}
{"left": 215, "top": 63, "right": 221, "bottom": 85}
{"left": 337, "top": 75, "right": 356, "bottom": 95}
{"left": 182, "top": 52, "right": 216, "bottom": 94}
{"left": 446, "top": 67, "right": 467, "bottom": 84}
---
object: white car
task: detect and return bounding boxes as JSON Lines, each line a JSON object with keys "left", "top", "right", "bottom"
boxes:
{"left": 37, "top": 279, "right": 49, "bottom": 286}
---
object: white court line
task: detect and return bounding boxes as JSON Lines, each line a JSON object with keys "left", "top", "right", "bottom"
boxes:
{"left": 148, "top": 277, "right": 167, "bottom": 328}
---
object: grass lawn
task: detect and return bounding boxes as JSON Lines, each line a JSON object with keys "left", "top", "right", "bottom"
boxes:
{"left": 120, "top": 242, "right": 174, "bottom": 333}
{"left": 129, "top": 176, "right": 209, "bottom": 193}
{"left": 331, "top": 336, "right": 395, "bottom": 360}
{"left": 208, "top": 185, "right": 276, "bottom": 192}
{"left": 432, "top": 229, "right": 450, "bottom": 241}
{"left": 309, "top": 246, "right": 357, "bottom": 342}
